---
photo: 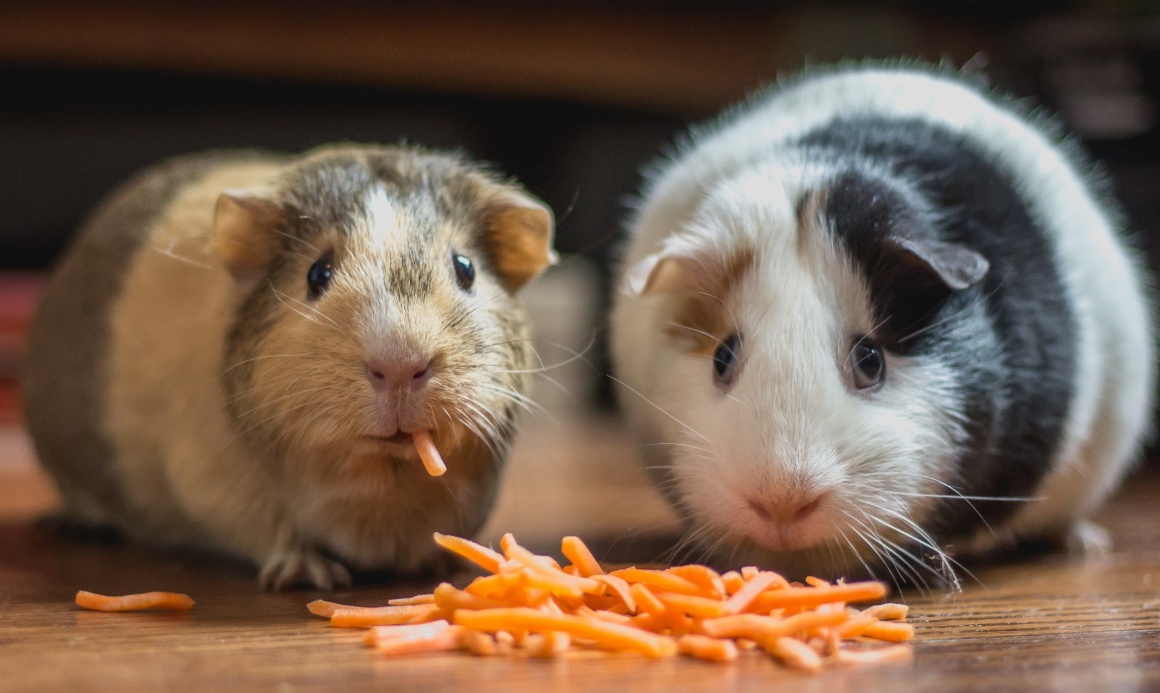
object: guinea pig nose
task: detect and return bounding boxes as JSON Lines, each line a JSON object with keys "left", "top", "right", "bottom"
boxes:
{"left": 365, "top": 357, "right": 435, "bottom": 392}
{"left": 747, "top": 494, "right": 823, "bottom": 525}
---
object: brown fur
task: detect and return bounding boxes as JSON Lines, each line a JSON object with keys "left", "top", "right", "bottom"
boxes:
{"left": 23, "top": 144, "right": 554, "bottom": 589}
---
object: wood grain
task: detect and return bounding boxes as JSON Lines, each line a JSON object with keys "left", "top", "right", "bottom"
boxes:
{"left": 2, "top": 418, "right": 1160, "bottom": 691}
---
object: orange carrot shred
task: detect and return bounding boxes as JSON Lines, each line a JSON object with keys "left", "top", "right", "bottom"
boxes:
{"left": 768, "top": 636, "right": 823, "bottom": 672}
{"left": 433, "top": 533, "right": 504, "bottom": 573}
{"left": 677, "top": 634, "right": 738, "bottom": 662}
{"left": 388, "top": 594, "right": 437, "bottom": 606}
{"left": 861, "top": 621, "right": 915, "bottom": 642}
{"left": 412, "top": 428, "right": 446, "bottom": 476}
{"left": 835, "top": 644, "right": 914, "bottom": 665}
{"left": 722, "top": 571, "right": 783, "bottom": 615}
{"left": 561, "top": 536, "right": 605, "bottom": 577}
{"left": 75, "top": 590, "right": 194, "bottom": 612}
{"left": 862, "top": 603, "right": 909, "bottom": 621}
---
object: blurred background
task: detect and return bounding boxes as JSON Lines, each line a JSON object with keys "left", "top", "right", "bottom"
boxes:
{"left": 1, "top": 1, "right": 1158, "bottom": 541}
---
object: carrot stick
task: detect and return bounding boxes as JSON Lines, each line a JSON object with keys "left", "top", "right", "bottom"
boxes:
{"left": 330, "top": 604, "right": 439, "bottom": 628}
{"left": 454, "top": 608, "right": 677, "bottom": 658}
{"left": 666, "top": 565, "right": 726, "bottom": 600}
{"left": 677, "top": 634, "right": 738, "bottom": 663}
{"left": 861, "top": 621, "right": 915, "bottom": 642}
{"left": 433, "top": 583, "right": 508, "bottom": 612}
{"left": 747, "top": 581, "right": 888, "bottom": 612}
{"left": 576, "top": 606, "right": 633, "bottom": 626}
{"left": 592, "top": 574, "right": 636, "bottom": 614}
{"left": 721, "top": 571, "right": 745, "bottom": 595}
{"left": 768, "top": 636, "right": 822, "bottom": 672}
{"left": 655, "top": 591, "right": 728, "bottom": 619}
{"left": 375, "top": 626, "right": 464, "bottom": 656}
{"left": 412, "top": 428, "right": 446, "bottom": 476}
{"left": 363, "top": 620, "right": 451, "bottom": 646}
{"left": 609, "top": 568, "right": 704, "bottom": 596}
{"left": 433, "top": 533, "right": 504, "bottom": 574}
{"left": 629, "top": 583, "right": 666, "bottom": 616}
{"left": 700, "top": 609, "right": 848, "bottom": 640}
{"left": 862, "top": 603, "right": 909, "bottom": 621}
{"left": 834, "top": 644, "right": 914, "bottom": 665}
{"left": 561, "top": 536, "right": 605, "bottom": 577}
{"left": 722, "top": 572, "right": 784, "bottom": 614}
{"left": 527, "top": 630, "right": 572, "bottom": 657}
{"left": 505, "top": 542, "right": 603, "bottom": 597}
{"left": 833, "top": 615, "right": 879, "bottom": 639}
{"left": 307, "top": 599, "right": 344, "bottom": 618}
{"left": 75, "top": 590, "right": 194, "bottom": 612}
{"left": 459, "top": 628, "right": 498, "bottom": 656}
{"left": 389, "top": 594, "right": 437, "bottom": 606}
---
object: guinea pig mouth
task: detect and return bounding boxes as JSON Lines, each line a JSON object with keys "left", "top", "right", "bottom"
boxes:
{"left": 362, "top": 432, "right": 414, "bottom": 445}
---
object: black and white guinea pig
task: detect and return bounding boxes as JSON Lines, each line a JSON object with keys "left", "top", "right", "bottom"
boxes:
{"left": 610, "top": 64, "right": 1155, "bottom": 587}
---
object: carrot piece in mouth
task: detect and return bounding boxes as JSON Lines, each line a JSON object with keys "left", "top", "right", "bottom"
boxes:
{"left": 412, "top": 428, "right": 446, "bottom": 476}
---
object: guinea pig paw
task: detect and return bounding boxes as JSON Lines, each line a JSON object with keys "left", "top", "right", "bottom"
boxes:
{"left": 1065, "top": 520, "right": 1113, "bottom": 557}
{"left": 259, "top": 548, "right": 353, "bottom": 591}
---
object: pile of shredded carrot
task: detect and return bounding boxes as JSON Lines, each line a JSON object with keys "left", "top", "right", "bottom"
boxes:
{"left": 308, "top": 533, "right": 914, "bottom": 669}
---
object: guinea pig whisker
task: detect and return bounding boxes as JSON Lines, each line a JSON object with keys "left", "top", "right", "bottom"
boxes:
{"left": 607, "top": 375, "right": 710, "bottom": 444}
{"left": 844, "top": 316, "right": 893, "bottom": 368}
{"left": 149, "top": 242, "right": 215, "bottom": 270}
{"left": 890, "top": 471, "right": 996, "bottom": 536}
{"left": 642, "top": 441, "right": 713, "bottom": 454}
{"left": 694, "top": 291, "right": 742, "bottom": 341}
{"left": 891, "top": 492, "right": 1041, "bottom": 502}
{"left": 236, "top": 385, "right": 333, "bottom": 419}
{"left": 274, "top": 229, "right": 322, "bottom": 253}
{"left": 270, "top": 286, "right": 342, "bottom": 332}
{"left": 843, "top": 511, "right": 904, "bottom": 585}
{"left": 217, "top": 353, "right": 310, "bottom": 379}
{"left": 861, "top": 499, "right": 976, "bottom": 589}
{"left": 489, "top": 334, "right": 600, "bottom": 375}
{"left": 853, "top": 506, "right": 942, "bottom": 591}
{"left": 836, "top": 524, "right": 895, "bottom": 591}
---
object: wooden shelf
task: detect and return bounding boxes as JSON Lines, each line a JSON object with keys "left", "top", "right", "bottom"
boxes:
{"left": 0, "top": 3, "right": 996, "bottom": 114}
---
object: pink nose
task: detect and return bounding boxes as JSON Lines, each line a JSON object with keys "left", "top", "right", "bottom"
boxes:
{"left": 365, "top": 357, "right": 435, "bottom": 392}
{"left": 747, "top": 493, "right": 823, "bottom": 525}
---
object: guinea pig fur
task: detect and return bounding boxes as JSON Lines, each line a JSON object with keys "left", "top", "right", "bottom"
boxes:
{"left": 610, "top": 63, "right": 1155, "bottom": 589}
{"left": 22, "top": 144, "right": 556, "bottom": 590}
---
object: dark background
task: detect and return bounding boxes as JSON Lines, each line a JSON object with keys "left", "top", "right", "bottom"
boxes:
{"left": 1, "top": 1, "right": 1157, "bottom": 411}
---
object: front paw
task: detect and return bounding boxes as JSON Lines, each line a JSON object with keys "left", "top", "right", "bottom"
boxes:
{"left": 260, "top": 548, "right": 353, "bottom": 591}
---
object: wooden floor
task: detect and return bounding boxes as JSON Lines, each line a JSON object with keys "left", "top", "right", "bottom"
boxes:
{"left": 2, "top": 418, "right": 1160, "bottom": 692}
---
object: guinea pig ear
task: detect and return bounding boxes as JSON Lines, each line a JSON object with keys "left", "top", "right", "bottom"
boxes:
{"left": 622, "top": 251, "right": 692, "bottom": 296}
{"left": 888, "top": 237, "right": 989, "bottom": 291}
{"left": 482, "top": 190, "right": 557, "bottom": 293}
{"left": 213, "top": 189, "right": 284, "bottom": 285}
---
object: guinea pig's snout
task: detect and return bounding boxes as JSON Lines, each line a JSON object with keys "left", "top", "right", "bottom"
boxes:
{"left": 364, "top": 357, "right": 435, "bottom": 393}
{"left": 746, "top": 492, "right": 824, "bottom": 526}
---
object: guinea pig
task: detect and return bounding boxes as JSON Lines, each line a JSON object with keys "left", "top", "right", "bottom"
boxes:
{"left": 22, "top": 144, "right": 556, "bottom": 589}
{"left": 610, "top": 64, "right": 1155, "bottom": 588}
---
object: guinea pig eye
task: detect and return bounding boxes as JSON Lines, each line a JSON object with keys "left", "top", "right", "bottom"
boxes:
{"left": 306, "top": 257, "right": 333, "bottom": 300}
{"left": 452, "top": 251, "right": 475, "bottom": 291}
{"left": 850, "top": 339, "right": 886, "bottom": 390}
{"left": 713, "top": 334, "right": 741, "bottom": 387}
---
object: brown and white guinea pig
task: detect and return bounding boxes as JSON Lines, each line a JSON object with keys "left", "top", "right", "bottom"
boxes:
{"left": 22, "top": 144, "right": 556, "bottom": 589}
{"left": 610, "top": 64, "right": 1155, "bottom": 588}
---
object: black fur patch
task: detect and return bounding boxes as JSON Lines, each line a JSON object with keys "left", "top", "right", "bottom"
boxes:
{"left": 797, "top": 117, "right": 1078, "bottom": 546}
